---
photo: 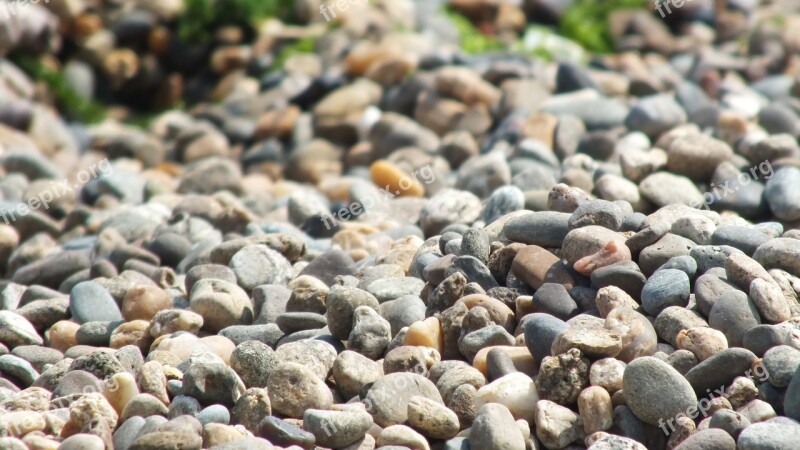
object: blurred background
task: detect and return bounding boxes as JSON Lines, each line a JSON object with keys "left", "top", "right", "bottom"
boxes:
{"left": 0, "top": 0, "right": 795, "bottom": 127}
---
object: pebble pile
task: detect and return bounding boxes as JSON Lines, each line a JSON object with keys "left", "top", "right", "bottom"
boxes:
{"left": 2, "top": 0, "right": 800, "bottom": 449}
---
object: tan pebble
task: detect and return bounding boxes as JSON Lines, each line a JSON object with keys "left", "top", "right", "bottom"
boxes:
{"left": 404, "top": 317, "right": 443, "bottom": 353}
{"left": 589, "top": 358, "right": 626, "bottom": 393}
{"left": 574, "top": 240, "right": 632, "bottom": 276}
{"left": 676, "top": 327, "right": 728, "bottom": 361}
{"left": 48, "top": 320, "right": 80, "bottom": 353}
{"left": 110, "top": 320, "right": 152, "bottom": 353}
{"left": 203, "top": 423, "right": 244, "bottom": 448}
{"left": 370, "top": 160, "right": 425, "bottom": 198}
{"left": 21, "top": 433, "right": 60, "bottom": 450}
{"left": 60, "top": 393, "right": 117, "bottom": 438}
{"left": 458, "top": 294, "right": 515, "bottom": 333}
{"left": 122, "top": 286, "right": 172, "bottom": 321}
{"left": 0, "top": 411, "right": 46, "bottom": 437}
{"left": 103, "top": 372, "right": 139, "bottom": 415}
{"left": 523, "top": 112, "right": 558, "bottom": 148}
{"left": 377, "top": 236, "right": 425, "bottom": 273}
{"left": 604, "top": 308, "right": 657, "bottom": 363}
{"left": 152, "top": 333, "right": 214, "bottom": 362}
{"left": 578, "top": 386, "right": 613, "bottom": 435}
{"left": 595, "top": 286, "right": 641, "bottom": 318}
{"left": 136, "top": 360, "right": 170, "bottom": 405}
{"left": 377, "top": 424, "right": 430, "bottom": 450}
{"left": 199, "top": 335, "right": 236, "bottom": 365}
{"left": 148, "top": 309, "right": 204, "bottom": 338}
{"left": 475, "top": 372, "right": 538, "bottom": 423}
{"left": 255, "top": 105, "right": 300, "bottom": 141}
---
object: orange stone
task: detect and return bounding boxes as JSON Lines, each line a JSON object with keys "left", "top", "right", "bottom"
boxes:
{"left": 370, "top": 160, "right": 425, "bottom": 198}
{"left": 511, "top": 245, "right": 576, "bottom": 290}
{"left": 48, "top": 320, "right": 80, "bottom": 353}
{"left": 404, "top": 317, "right": 443, "bottom": 353}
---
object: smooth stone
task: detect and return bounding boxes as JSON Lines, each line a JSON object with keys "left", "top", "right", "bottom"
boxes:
{"left": 641, "top": 269, "right": 690, "bottom": 316}
{"left": 763, "top": 346, "right": 800, "bottom": 388}
{"left": 189, "top": 279, "right": 253, "bottom": 333}
{"left": 298, "top": 249, "right": 357, "bottom": 286}
{"left": 711, "top": 226, "right": 770, "bottom": 256}
{"left": 379, "top": 295, "right": 426, "bottom": 337}
{"left": 511, "top": 245, "right": 575, "bottom": 290}
{"left": 684, "top": 348, "right": 758, "bottom": 395}
{"left": 366, "top": 277, "right": 425, "bottom": 303}
{"left": 259, "top": 416, "right": 315, "bottom": 449}
{"left": 0, "top": 311, "right": 42, "bottom": 348}
{"left": 709, "top": 290, "right": 762, "bottom": 348}
{"left": 69, "top": 281, "right": 123, "bottom": 324}
{"left": 229, "top": 245, "right": 292, "bottom": 292}
{"left": 673, "top": 428, "right": 736, "bottom": 450}
{"left": 364, "top": 372, "right": 443, "bottom": 427}
{"left": 753, "top": 238, "right": 800, "bottom": 278}
{"left": 765, "top": 166, "right": 800, "bottom": 222}
{"left": 691, "top": 245, "right": 745, "bottom": 274}
{"left": 532, "top": 283, "right": 579, "bottom": 321}
{"left": 622, "top": 356, "right": 698, "bottom": 426}
{"left": 303, "top": 408, "right": 373, "bottom": 449}
{"left": 524, "top": 313, "right": 569, "bottom": 364}
{"left": 503, "top": 212, "right": 571, "bottom": 248}
{"left": 469, "top": 403, "right": 525, "bottom": 450}
{"left": 736, "top": 417, "right": 800, "bottom": 450}
{"left": 590, "top": 261, "right": 646, "bottom": 301}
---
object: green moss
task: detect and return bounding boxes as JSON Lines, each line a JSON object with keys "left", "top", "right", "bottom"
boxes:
{"left": 13, "top": 56, "right": 106, "bottom": 124}
{"left": 269, "top": 35, "right": 317, "bottom": 73}
{"left": 179, "top": 0, "right": 295, "bottom": 44}
{"left": 559, "top": 0, "right": 648, "bottom": 53}
{"left": 443, "top": 8, "right": 504, "bottom": 54}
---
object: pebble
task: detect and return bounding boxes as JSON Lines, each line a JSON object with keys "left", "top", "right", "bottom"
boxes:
{"left": 503, "top": 211, "right": 571, "bottom": 248}
{"left": 326, "top": 285, "right": 380, "bottom": 340}
{"left": 267, "top": 363, "right": 332, "bottom": 418}
{"left": 709, "top": 290, "right": 762, "bottom": 347}
{"left": 641, "top": 269, "right": 690, "bottom": 316}
{"left": 765, "top": 167, "right": 800, "bottom": 222}
{"left": 69, "top": 281, "right": 124, "bottom": 324}
{"left": 349, "top": 306, "right": 391, "bottom": 359}
{"left": 189, "top": 279, "right": 253, "bottom": 332}
{"left": 469, "top": 403, "right": 526, "bottom": 450}
{"left": 535, "top": 400, "right": 584, "bottom": 449}
{"left": 622, "top": 356, "right": 698, "bottom": 425}
{"left": 407, "top": 395, "right": 460, "bottom": 439}
{"left": 364, "top": 372, "right": 443, "bottom": 427}
{"left": 303, "top": 408, "right": 374, "bottom": 449}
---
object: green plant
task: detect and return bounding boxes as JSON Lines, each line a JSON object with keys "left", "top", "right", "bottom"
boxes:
{"left": 13, "top": 55, "right": 106, "bottom": 124}
{"left": 443, "top": 8, "right": 504, "bottom": 54}
{"left": 269, "top": 35, "right": 317, "bottom": 73}
{"left": 179, "top": 0, "right": 295, "bottom": 44}
{"left": 559, "top": 0, "right": 648, "bottom": 53}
